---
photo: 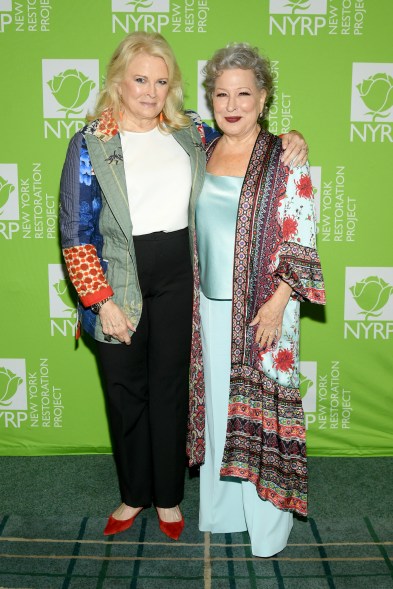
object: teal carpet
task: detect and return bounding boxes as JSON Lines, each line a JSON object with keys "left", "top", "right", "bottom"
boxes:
{"left": 0, "top": 456, "right": 392, "bottom": 588}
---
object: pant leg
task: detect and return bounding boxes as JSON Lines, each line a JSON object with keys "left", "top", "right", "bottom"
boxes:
{"left": 147, "top": 229, "right": 193, "bottom": 507}
{"left": 96, "top": 310, "right": 153, "bottom": 506}
{"left": 199, "top": 292, "right": 247, "bottom": 532}
{"left": 242, "top": 481, "right": 293, "bottom": 557}
{"left": 95, "top": 232, "right": 155, "bottom": 507}
{"left": 198, "top": 292, "right": 293, "bottom": 556}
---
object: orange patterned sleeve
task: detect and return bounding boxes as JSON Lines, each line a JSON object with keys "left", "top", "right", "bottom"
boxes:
{"left": 63, "top": 244, "right": 114, "bottom": 307}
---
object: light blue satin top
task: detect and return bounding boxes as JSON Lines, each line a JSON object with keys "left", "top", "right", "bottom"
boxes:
{"left": 196, "top": 172, "right": 243, "bottom": 300}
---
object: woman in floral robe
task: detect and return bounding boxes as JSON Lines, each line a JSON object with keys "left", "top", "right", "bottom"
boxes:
{"left": 187, "top": 43, "right": 325, "bottom": 557}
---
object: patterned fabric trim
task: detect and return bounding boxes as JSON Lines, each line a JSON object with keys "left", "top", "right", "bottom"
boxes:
{"left": 187, "top": 231, "right": 206, "bottom": 466}
{"left": 231, "top": 131, "right": 286, "bottom": 366}
{"left": 274, "top": 242, "right": 326, "bottom": 304}
{"left": 63, "top": 244, "right": 114, "bottom": 307}
{"left": 84, "top": 109, "right": 119, "bottom": 142}
{"left": 221, "top": 364, "right": 307, "bottom": 516}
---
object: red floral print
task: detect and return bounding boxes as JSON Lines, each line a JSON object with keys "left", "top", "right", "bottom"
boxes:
{"left": 283, "top": 216, "right": 298, "bottom": 241}
{"left": 273, "top": 348, "right": 295, "bottom": 372}
{"left": 295, "top": 174, "right": 313, "bottom": 198}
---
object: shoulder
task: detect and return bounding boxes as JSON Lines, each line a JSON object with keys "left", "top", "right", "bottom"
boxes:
{"left": 184, "top": 109, "right": 221, "bottom": 145}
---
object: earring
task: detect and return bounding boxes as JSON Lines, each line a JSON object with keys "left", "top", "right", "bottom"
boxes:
{"left": 159, "top": 111, "right": 164, "bottom": 123}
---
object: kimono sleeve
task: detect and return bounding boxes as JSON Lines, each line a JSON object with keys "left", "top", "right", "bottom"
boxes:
{"left": 273, "top": 163, "right": 325, "bottom": 304}
{"left": 59, "top": 132, "right": 113, "bottom": 307}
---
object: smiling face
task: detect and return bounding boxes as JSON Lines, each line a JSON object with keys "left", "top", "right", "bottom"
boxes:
{"left": 212, "top": 68, "right": 266, "bottom": 139}
{"left": 118, "top": 52, "right": 169, "bottom": 131}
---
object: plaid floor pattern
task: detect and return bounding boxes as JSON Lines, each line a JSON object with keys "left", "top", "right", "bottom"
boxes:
{"left": 0, "top": 513, "right": 392, "bottom": 589}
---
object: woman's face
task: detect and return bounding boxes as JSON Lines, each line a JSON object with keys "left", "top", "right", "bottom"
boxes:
{"left": 118, "top": 52, "right": 169, "bottom": 129}
{"left": 212, "top": 68, "right": 266, "bottom": 139}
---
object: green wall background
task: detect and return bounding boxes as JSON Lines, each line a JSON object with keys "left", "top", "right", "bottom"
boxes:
{"left": 0, "top": 0, "right": 392, "bottom": 456}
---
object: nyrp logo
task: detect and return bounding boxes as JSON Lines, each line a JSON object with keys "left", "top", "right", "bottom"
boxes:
{"left": 49, "top": 264, "right": 76, "bottom": 319}
{"left": 351, "top": 63, "right": 393, "bottom": 123}
{"left": 197, "top": 60, "right": 212, "bottom": 122}
{"left": 112, "top": 0, "right": 170, "bottom": 33}
{"left": 112, "top": 0, "right": 169, "bottom": 11}
{"left": 350, "top": 63, "right": 393, "bottom": 143}
{"left": 309, "top": 166, "right": 321, "bottom": 223}
{"left": 0, "top": 164, "right": 18, "bottom": 220}
{"left": 0, "top": 0, "right": 12, "bottom": 33}
{"left": 299, "top": 361, "right": 317, "bottom": 414}
{"left": 344, "top": 267, "right": 393, "bottom": 340}
{"left": 43, "top": 60, "right": 98, "bottom": 119}
{"left": 270, "top": 0, "right": 327, "bottom": 14}
{"left": 42, "top": 60, "right": 99, "bottom": 139}
{"left": 345, "top": 268, "right": 393, "bottom": 322}
{"left": 269, "top": 0, "right": 327, "bottom": 35}
{"left": 0, "top": 164, "right": 19, "bottom": 240}
{"left": 0, "top": 359, "right": 27, "bottom": 411}
{"left": 49, "top": 264, "right": 78, "bottom": 338}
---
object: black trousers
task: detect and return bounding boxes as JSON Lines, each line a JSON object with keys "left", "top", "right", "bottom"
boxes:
{"left": 96, "top": 228, "right": 193, "bottom": 508}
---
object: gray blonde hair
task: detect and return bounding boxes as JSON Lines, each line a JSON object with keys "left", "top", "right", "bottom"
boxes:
{"left": 203, "top": 43, "right": 274, "bottom": 120}
{"left": 90, "top": 32, "right": 190, "bottom": 131}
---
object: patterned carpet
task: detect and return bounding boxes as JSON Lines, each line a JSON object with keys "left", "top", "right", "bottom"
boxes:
{"left": 0, "top": 457, "right": 392, "bottom": 588}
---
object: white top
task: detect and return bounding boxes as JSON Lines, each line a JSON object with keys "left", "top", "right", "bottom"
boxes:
{"left": 120, "top": 126, "right": 192, "bottom": 236}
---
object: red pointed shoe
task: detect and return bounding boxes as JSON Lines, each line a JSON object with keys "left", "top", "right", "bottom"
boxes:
{"left": 104, "top": 510, "right": 141, "bottom": 536}
{"left": 158, "top": 514, "right": 185, "bottom": 541}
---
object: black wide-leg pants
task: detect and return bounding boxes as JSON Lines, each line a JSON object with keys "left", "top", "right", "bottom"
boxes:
{"left": 96, "top": 228, "right": 193, "bottom": 508}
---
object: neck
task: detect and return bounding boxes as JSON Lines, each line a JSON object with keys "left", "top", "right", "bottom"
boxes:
{"left": 220, "top": 125, "right": 261, "bottom": 148}
{"left": 120, "top": 114, "right": 159, "bottom": 133}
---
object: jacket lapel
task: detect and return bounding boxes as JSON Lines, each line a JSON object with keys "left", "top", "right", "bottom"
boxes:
{"left": 173, "top": 125, "right": 206, "bottom": 231}
{"left": 85, "top": 133, "right": 133, "bottom": 241}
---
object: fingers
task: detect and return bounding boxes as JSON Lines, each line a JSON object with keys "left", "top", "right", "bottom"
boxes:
{"left": 126, "top": 319, "right": 136, "bottom": 333}
{"left": 102, "top": 328, "right": 131, "bottom": 345}
{"left": 290, "top": 146, "right": 308, "bottom": 168}
{"left": 281, "top": 145, "right": 308, "bottom": 168}
{"left": 255, "top": 323, "right": 282, "bottom": 351}
{"left": 256, "top": 328, "right": 276, "bottom": 350}
{"left": 99, "top": 305, "right": 134, "bottom": 345}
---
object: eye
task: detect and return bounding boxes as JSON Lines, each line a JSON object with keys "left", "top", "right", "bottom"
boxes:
{"left": 215, "top": 92, "right": 227, "bottom": 98}
{"left": 135, "top": 77, "right": 145, "bottom": 84}
{"left": 239, "top": 91, "right": 251, "bottom": 96}
{"left": 158, "top": 80, "right": 168, "bottom": 86}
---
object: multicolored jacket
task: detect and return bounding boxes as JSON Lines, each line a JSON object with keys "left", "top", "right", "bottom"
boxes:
{"left": 59, "top": 109, "right": 211, "bottom": 342}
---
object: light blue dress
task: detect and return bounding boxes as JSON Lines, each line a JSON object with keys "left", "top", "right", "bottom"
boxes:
{"left": 196, "top": 173, "right": 293, "bottom": 558}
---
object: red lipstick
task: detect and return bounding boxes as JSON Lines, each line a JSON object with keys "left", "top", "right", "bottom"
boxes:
{"left": 225, "top": 117, "right": 241, "bottom": 122}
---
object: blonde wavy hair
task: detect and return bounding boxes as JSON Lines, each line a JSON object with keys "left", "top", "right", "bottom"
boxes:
{"left": 89, "top": 32, "right": 190, "bottom": 132}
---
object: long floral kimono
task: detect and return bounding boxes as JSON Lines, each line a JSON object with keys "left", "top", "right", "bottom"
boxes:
{"left": 187, "top": 129, "right": 325, "bottom": 517}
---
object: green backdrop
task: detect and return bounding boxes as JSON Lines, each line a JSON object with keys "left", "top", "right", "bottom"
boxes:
{"left": 1, "top": 0, "right": 392, "bottom": 456}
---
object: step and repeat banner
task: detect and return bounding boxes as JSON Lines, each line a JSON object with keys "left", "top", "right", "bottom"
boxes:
{"left": 0, "top": 0, "right": 392, "bottom": 456}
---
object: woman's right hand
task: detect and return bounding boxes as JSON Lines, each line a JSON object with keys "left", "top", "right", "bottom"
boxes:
{"left": 98, "top": 300, "right": 135, "bottom": 345}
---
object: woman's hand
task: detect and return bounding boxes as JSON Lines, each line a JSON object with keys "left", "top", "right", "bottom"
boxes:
{"left": 250, "top": 281, "right": 292, "bottom": 350}
{"left": 98, "top": 300, "right": 135, "bottom": 345}
{"left": 281, "top": 131, "right": 308, "bottom": 167}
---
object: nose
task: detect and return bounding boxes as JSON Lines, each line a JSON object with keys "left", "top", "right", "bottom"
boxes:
{"left": 226, "top": 94, "right": 237, "bottom": 112}
{"left": 146, "top": 82, "right": 156, "bottom": 97}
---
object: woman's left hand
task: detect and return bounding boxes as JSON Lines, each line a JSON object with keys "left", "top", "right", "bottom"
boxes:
{"left": 250, "top": 298, "right": 285, "bottom": 350}
{"left": 250, "top": 281, "right": 293, "bottom": 350}
{"left": 281, "top": 130, "right": 308, "bottom": 167}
